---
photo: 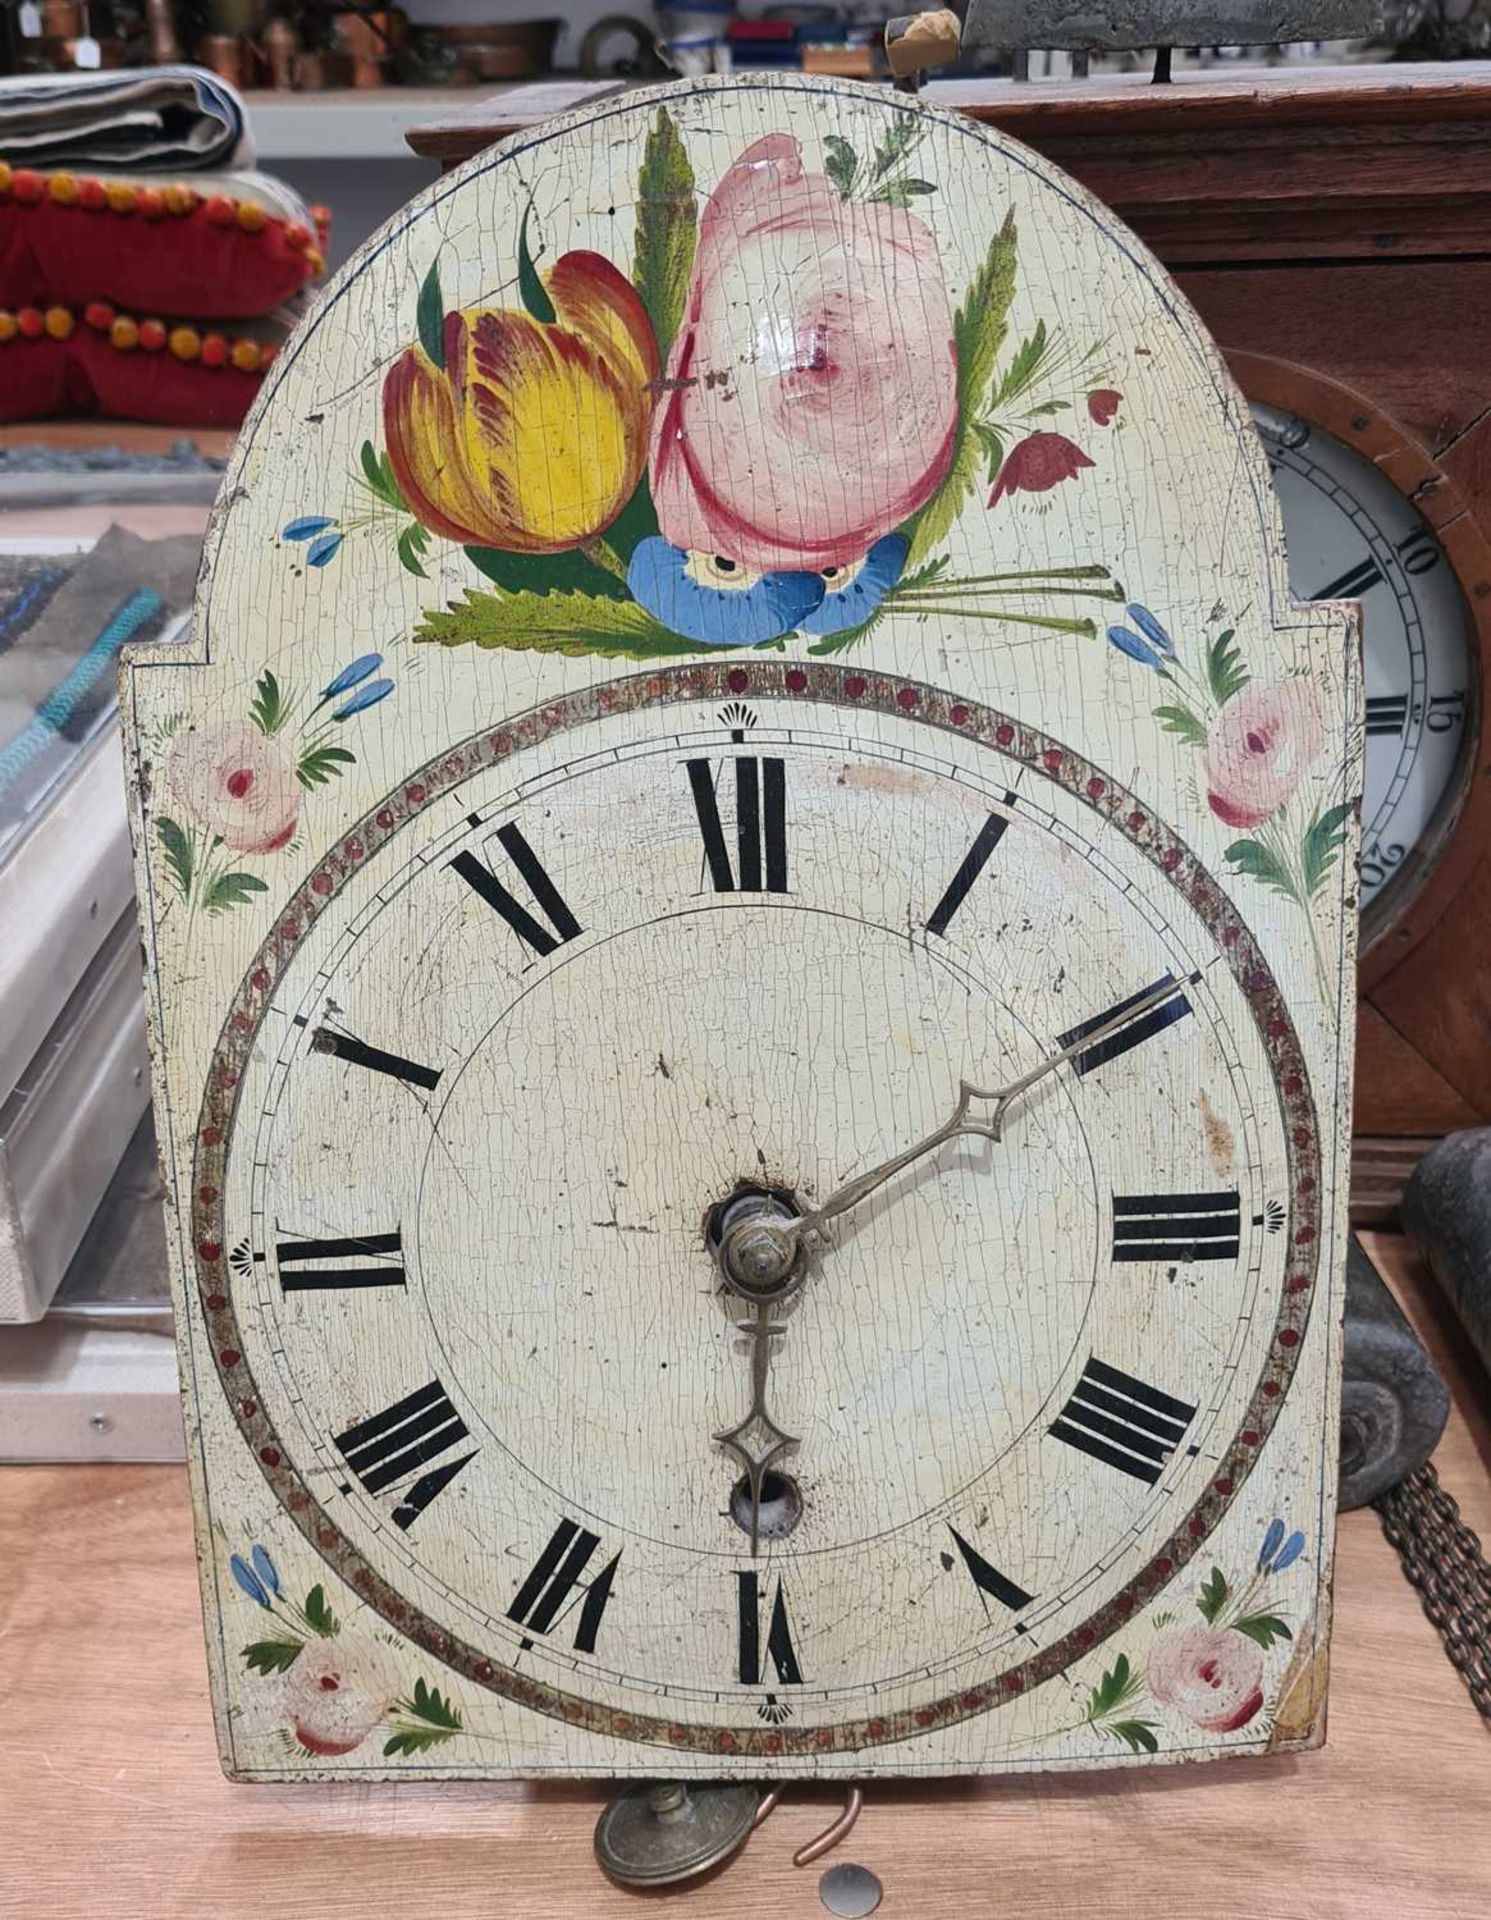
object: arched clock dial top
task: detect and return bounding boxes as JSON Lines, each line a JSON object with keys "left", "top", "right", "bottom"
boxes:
{"left": 1255, "top": 403, "right": 1476, "bottom": 929}
{"left": 123, "top": 75, "right": 1357, "bottom": 1779}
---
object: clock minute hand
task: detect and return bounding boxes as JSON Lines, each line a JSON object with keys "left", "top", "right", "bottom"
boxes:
{"left": 784, "top": 974, "right": 1187, "bottom": 1249}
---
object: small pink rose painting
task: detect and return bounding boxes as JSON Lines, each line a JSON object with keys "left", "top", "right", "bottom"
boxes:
{"left": 1078, "top": 1519, "right": 1307, "bottom": 1757}
{"left": 230, "top": 1542, "right": 464, "bottom": 1761}
{"left": 286, "top": 105, "right": 1124, "bottom": 658}
{"left": 152, "top": 656, "right": 394, "bottom": 928}
{"left": 1104, "top": 602, "right": 1352, "bottom": 992}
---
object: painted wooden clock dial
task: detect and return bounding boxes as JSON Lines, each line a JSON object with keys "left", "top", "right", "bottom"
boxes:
{"left": 123, "top": 76, "right": 1358, "bottom": 1778}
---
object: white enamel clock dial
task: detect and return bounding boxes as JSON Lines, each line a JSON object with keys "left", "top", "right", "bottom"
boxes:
{"left": 123, "top": 76, "right": 1356, "bottom": 1779}
{"left": 1255, "top": 403, "right": 1476, "bottom": 921}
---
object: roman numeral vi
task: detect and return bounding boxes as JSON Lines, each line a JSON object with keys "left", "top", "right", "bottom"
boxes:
{"left": 737, "top": 1571, "right": 802, "bottom": 1685}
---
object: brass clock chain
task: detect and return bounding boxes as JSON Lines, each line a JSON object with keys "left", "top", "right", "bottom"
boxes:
{"left": 1375, "top": 1463, "right": 1491, "bottom": 1719}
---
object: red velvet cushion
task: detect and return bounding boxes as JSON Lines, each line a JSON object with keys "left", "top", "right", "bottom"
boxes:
{"left": 0, "top": 309, "right": 273, "bottom": 426}
{"left": 0, "top": 165, "right": 325, "bottom": 319}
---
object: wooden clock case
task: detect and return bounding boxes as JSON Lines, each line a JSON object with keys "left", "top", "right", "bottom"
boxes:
{"left": 410, "top": 62, "right": 1491, "bottom": 1214}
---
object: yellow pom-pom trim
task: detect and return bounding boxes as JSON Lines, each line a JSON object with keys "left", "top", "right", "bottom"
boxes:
{"left": 43, "top": 305, "right": 74, "bottom": 340}
{"left": 168, "top": 325, "right": 202, "bottom": 362}
{"left": 104, "top": 181, "right": 136, "bottom": 215}
{"left": 235, "top": 199, "right": 268, "bottom": 233}
{"left": 0, "top": 312, "right": 16, "bottom": 342}
{"left": 47, "top": 172, "right": 78, "bottom": 206}
{"left": 110, "top": 316, "right": 139, "bottom": 351}
{"left": 230, "top": 338, "right": 262, "bottom": 373}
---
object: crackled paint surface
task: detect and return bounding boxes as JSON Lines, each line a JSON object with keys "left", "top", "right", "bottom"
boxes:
{"left": 121, "top": 75, "right": 1360, "bottom": 1781}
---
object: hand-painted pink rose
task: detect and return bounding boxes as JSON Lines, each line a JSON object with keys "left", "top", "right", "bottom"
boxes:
{"left": 1203, "top": 681, "right": 1326, "bottom": 830}
{"left": 165, "top": 720, "right": 299, "bottom": 854}
{"left": 1147, "top": 1624, "right": 1265, "bottom": 1733}
{"left": 281, "top": 1635, "right": 394, "bottom": 1757}
{"left": 649, "top": 134, "right": 957, "bottom": 573}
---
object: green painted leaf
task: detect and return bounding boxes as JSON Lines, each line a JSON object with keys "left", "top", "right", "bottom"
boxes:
{"left": 416, "top": 260, "right": 445, "bottom": 370}
{"left": 202, "top": 870, "right": 270, "bottom": 914}
{"left": 463, "top": 543, "right": 629, "bottom": 601}
{"left": 1205, "top": 627, "right": 1250, "bottom": 706}
{"left": 396, "top": 523, "right": 429, "bottom": 579}
{"left": 303, "top": 1584, "right": 339, "bottom": 1637}
{"left": 633, "top": 107, "right": 696, "bottom": 362}
{"left": 1197, "top": 1566, "right": 1229, "bottom": 1624}
{"left": 383, "top": 1725, "right": 460, "bottom": 1758}
{"left": 296, "top": 744, "right": 356, "bottom": 790}
{"left": 243, "top": 1637, "right": 303, "bottom": 1676}
{"left": 1224, "top": 837, "right": 1300, "bottom": 903}
{"left": 249, "top": 667, "right": 288, "bottom": 736}
{"left": 1154, "top": 702, "right": 1208, "bottom": 746}
{"left": 823, "top": 134, "right": 858, "bottom": 198}
{"left": 415, "top": 587, "right": 703, "bottom": 659}
{"left": 1301, "top": 800, "right": 1353, "bottom": 900}
{"left": 1085, "top": 1652, "right": 1143, "bottom": 1723}
{"left": 407, "top": 1677, "right": 463, "bottom": 1730}
{"left": 1232, "top": 1612, "right": 1293, "bottom": 1651}
{"left": 1108, "top": 1719, "right": 1160, "bottom": 1755}
{"left": 992, "top": 320, "right": 1049, "bottom": 411}
{"left": 873, "top": 111, "right": 923, "bottom": 178}
{"left": 517, "top": 204, "right": 556, "bottom": 326}
{"left": 156, "top": 815, "right": 193, "bottom": 900}
{"left": 867, "top": 177, "right": 937, "bottom": 207}
{"left": 906, "top": 210, "right": 1018, "bottom": 566}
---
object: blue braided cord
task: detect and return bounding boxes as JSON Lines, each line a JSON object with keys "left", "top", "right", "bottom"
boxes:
{"left": 0, "top": 566, "right": 67, "bottom": 656}
{"left": 0, "top": 588, "right": 162, "bottom": 795}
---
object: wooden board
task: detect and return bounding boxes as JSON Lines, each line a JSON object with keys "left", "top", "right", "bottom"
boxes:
{"left": 0, "top": 1230, "right": 1485, "bottom": 1916}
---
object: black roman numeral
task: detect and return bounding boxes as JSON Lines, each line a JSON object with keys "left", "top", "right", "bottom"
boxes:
{"left": 1059, "top": 972, "right": 1197, "bottom": 1077}
{"left": 737, "top": 1571, "right": 802, "bottom": 1685}
{"left": 333, "top": 1378, "right": 476, "bottom": 1529}
{"left": 276, "top": 1229, "right": 405, "bottom": 1291}
{"left": 309, "top": 1027, "right": 441, "bottom": 1092}
{"left": 1049, "top": 1357, "right": 1196, "bottom": 1485}
{"left": 686, "top": 757, "right": 788, "bottom": 893}
{"left": 926, "top": 802, "right": 1013, "bottom": 936}
{"left": 1111, "top": 1191, "right": 1241, "bottom": 1262}
{"left": 1365, "top": 694, "right": 1408, "bottom": 737}
{"left": 451, "top": 819, "right": 582, "bottom": 957}
{"left": 948, "top": 1527, "right": 1033, "bottom": 1615}
{"left": 1315, "top": 555, "right": 1385, "bottom": 601}
{"left": 506, "top": 1518, "right": 621, "bottom": 1654}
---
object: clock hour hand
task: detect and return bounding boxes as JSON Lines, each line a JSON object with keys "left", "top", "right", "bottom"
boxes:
{"left": 713, "top": 1297, "right": 798, "bottom": 1557}
{"left": 722, "top": 974, "right": 1187, "bottom": 1277}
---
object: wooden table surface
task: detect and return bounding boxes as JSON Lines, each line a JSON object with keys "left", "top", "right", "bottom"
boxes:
{"left": 2, "top": 1228, "right": 1487, "bottom": 1919}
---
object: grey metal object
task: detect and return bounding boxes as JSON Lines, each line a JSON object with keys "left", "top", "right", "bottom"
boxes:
{"left": 820, "top": 1862, "right": 884, "bottom": 1918}
{"left": 0, "top": 911, "right": 151, "bottom": 1322}
{"left": 594, "top": 1781, "right": 762, "bottom": 1886}
{"left": 1403, "top": 1127, "right": 1491, "bottom": 1379}
{"left": 962, "top": 0, "right": 1383, "bottom": 53}
{"left": 1339, "top": 1234, "right": 1450, "bottom": 1510}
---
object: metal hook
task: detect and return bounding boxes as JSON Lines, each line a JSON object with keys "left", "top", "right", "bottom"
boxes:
{"left": 752, "top": 1783, "right": 865, "bottom": 1867}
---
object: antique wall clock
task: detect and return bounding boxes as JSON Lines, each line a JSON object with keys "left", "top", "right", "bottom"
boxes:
{"left": 124, "top": 75, "right": 1357, "bottom": 1780}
